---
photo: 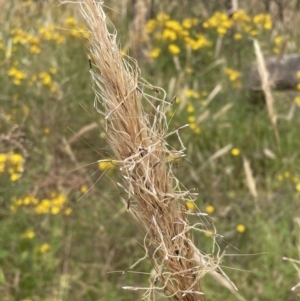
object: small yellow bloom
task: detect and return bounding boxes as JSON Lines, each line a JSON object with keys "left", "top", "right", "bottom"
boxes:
{"left": 80, "top": 185, "right": 88, "bottom": 193}
{"left": 295, "top": 96, "right": 300, "bottom": 106}
{"left": 296, "top": 183, "right": 300, "bottom": 192}
{"left": 187, "top": 104, "right": 195, "bottom": 113}
{"left": 185, "top": 67, "right": 194, "bottom": 74}
{"left": 146, "top": 19, "right": 156, "bottom": 34}
{"left": 10, "top": 173, "right": 21, "bottom": 181}
{"left": 206, "top": 205, "right": 215, "bottom": 213}
{"left": 168, "top": 44, "right": 180, "bottom": 55}
{"left": 30, "top": 45, "right": 41, "bottom": 54}
{"left": 156, "top": 13, "right": 170, "bottom": 23}
{"left": 64, "top": 207, "right": 73, "bottom": 216}
{"left": 236, "top": 224, "right": 246, "bottom": 233}
{"left": 39, "top": 72, "right": 52, "bottom": 86}
{"left": 185, "top": 89, "right": 194, "bottom": 98}
{"left": 51, "top": 206, "right": 60, "bottom": 215}
{"left": 274, "top": 36, "right": 282, "bottom": 45}
{"left": 98, "top": 160, "right": 115, "bottom": 171}
{"left": 277, "top": 174, "right": 283, "bottom": 181}
{"left": 188, "top": 116, "right": 195, "bottom": 123}
{"left": 38, "top": 243, "right": 50, "bottom": 254}
{"left": 43, "top": 127, "right": 50, "bottom": 134}
{"left": 231, "top": 148, "right": 240, "bottom": 156}
{"left": 194, "top": 126, "right": 201, "bottom": 134}
{"left": 0, "top": 153, "right": 7, "bottom": 163}
{"left": 233, "top": 33, "right": 242, "bottom": 40}
{"left": 185, "top": 201, "right": 195, "bottom": 211}
{"left": 149, "top": 48, "right": 161, "bottom": 58}
{"left": 65, "top": 17, "right": 76, "bottom": 26}
{"left": 189, "top": 123, "right": 196, "bottom": 130}
{"left": 21, "top": 230, "right": 35, "bottom": 239}
{"left": 49, "top": 67, "right": 57, "bottom": 74}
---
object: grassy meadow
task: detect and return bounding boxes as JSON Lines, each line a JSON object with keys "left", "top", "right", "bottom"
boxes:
{"left": 1, "top": 0, "right": 300, "bottom": 300}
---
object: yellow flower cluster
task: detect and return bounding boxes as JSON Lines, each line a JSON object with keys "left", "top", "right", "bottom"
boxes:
{"left": 11, "top": 192, "right": 72, "bottom": 215}
{"left": 11, "top": 28, "right": 42, "bottom": 53}
{"left": 184, "top": 89, "right": 207, "bottom": 134}
{"left": 39, "top": 25, "right": 65, "bottom": 44}
{"left": 64, "top": 16, "right": 90, "bottom": 40}
{"left": 38, "top": 72, "right": 57, "bottom": 93}
{"left": 273, "top": 35, "right": 282, "bottom": 54}
{"left": 277, "top": 171, "right": 300, "bottom": 191}
{"left": 8, "top": 66, "right": 27, "bottom": 85}
{"left": 253, "top": 13, "right": 272, "bottom": 30}
{"left": 203, "top": 10, "right": 272, "bottom": 37}
{"left": 147, "top": 13, "right": 211, "bottom": 58}
{"left": 0, "top": 152, "right": 24, "bottom": 181}
{"left": 203, "top": 12, "right": 233, "bottom": 35}
{"left": 225, "top": 68, "right": 242, "bottom": 88}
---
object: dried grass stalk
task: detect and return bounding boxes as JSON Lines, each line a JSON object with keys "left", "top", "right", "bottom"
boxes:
{"left": 75, "top": 1, "right": 220, "bottom": 300}
{"left": 253, "top": 39, "right": 279, "bottom": 144}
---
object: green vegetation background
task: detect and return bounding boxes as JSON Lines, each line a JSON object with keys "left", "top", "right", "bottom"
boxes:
{"left": 0, "top": 0, "right": 300, "bottom": 300}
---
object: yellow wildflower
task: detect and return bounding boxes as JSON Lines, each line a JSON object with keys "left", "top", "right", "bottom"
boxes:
{"left": 30, "top": 45, "right": 41, "bottom": 54}
{"left": 185, "top": 67, "right": 194, "bottom": 74}
{"left": 149, "top": 48, "right": 161, "bottom": 58}
{"left": 233, "top": 33, "right": 242, "bottom": 40}
{"left": 39, "top": 72, "right": 52, "bottom": 86}
{"left": 206, "top": 205, "right": 215, "bottom": 213}
{"left": 22, "top": 230, "right": 35, "bottom": 239}
{"left": 65, "top": 17, "right": 76, "bottom": 26}
{"left": 194, "top": 126, "right": 201, "bottom": 134}
{"left": 51, "top": 206, "right": 60, "bottom": 214}
{"left": 43, "top": 127, "right": 50, "bottom": 134}
{"left": 0, "top": 153, "right": 7, "bottom": 163}
{"left": 295, "top": 96, "right": 300, "bottom": 106}
{"left": 64, "top": 207, "right": 73, "bottom": 216}
{"left": 274, "top": 36, "right": 282, "bottom": 45}
{"left": 168, "top": 44, "right": 180, "bottom": 55}
{"left": 185, "top": 201, "right": 195, "bottom": 211}
{"left": 231, "top": 148, "right": 240, "bottom": 156}
{"left": 187, "top": 104, "right": 195, "bottom": 113}
{"left": 225, "top": 68, "right": 241, "bottom": 82}
{"left": 35, "top": 199, "right": 51, "bottom": 214}
{"left": 146, "top": 19, "right": 156, "bottom": 34}
{"left": 189, "top": 123, "right": 196, "bottom": 130}
{"left": 188, "top": 116, "right": 195, "bottom": 123}
{"left": 49, "top": 67, "right": 57, "bottom": 74}
{"left": 10, "top": 173, "right": 21, "bottom": 181}
{"left": 80, "top": 185, "right": 88, "bottom": 193}
{"left": 236, "top": 224, "right": 246, "bottom": 233}
{"left": 98, "top": 160, "right": 115, "bottom": 171}
{"left": 156, "top": 13, "right": 170, "bottom": 23}
{"left": 297, "top": 84, "right": 300, "bottom": 90}
{"left": 296, "top": 183, "right": 300, "bottom": 192}
{"left": 38, "top": 243, "right": 50, "bottom": 254}
{"left": 161, "top": 29, "right": 177, "bottom": 41}
{"left": 232, "top": 10, "right": 250, "bottom": 24}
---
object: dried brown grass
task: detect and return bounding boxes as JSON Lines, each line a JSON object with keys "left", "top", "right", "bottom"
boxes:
{"left": 71, "top": 0, "right": 224, "bottom": 300}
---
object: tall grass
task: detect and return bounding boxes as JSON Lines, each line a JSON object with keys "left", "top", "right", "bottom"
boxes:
{"left": 76, "top": 0, "right": 221, "bottom": 299}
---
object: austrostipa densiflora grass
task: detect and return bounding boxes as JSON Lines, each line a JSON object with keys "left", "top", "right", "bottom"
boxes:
{"left": 69, "top": 1, "right": 226, "bottom": 300}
